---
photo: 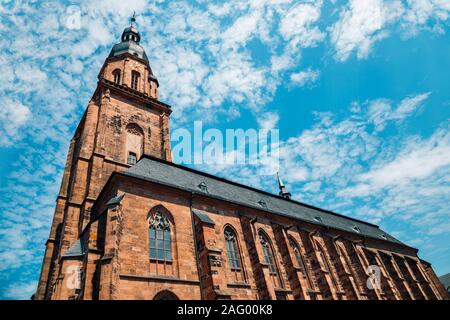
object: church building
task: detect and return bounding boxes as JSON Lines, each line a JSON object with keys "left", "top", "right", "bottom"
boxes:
{"left": 35, "top": 23, "right": 449, "bottom": 300}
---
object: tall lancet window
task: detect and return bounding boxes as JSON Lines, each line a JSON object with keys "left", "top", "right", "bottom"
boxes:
{"left": 112, "top": 69, "right": 121, "bottom": 84}
{"left": 131, "top": 71, "right": 140, "bottom": 90}
{"left": 149, "top": 210, "right": 172, "bottom": 262}
{"left": 224, "top": 227, "right": 245, "bottom": 282}
{"left": 259, "top": 230, "right": 282, "bottom": 288}
{"left": 315, "top": 241, "right": 331, "bottom": 273}
{"left": 289, "top": 238, "right": 307, "bottom": 276}
{"left": 314, "top": 240, "right": 340, "bottom": 293}
{"left": 289, "top": 236, "right": 316, "bottom": 293}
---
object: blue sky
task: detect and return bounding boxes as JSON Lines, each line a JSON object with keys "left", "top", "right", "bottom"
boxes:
{"left": 0, "top": 0, "right": 449, "bottom": 299}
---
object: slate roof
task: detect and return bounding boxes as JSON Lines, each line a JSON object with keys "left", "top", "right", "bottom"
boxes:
{"left": 108, "top": 41, "right": 149, "bottom": 63}
{"left": 439, "top": 273, "right": 450, "bottom": 291}
{"left": 123, "top": 155, "right": 406, "bottom": 247}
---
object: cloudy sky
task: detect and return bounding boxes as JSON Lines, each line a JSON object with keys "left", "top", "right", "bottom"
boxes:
{"left": 0, "top": 0, "right": 449, "bottom": 299}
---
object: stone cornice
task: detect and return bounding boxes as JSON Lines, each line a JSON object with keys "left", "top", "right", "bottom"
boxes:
{"left": 98, "top": 78, "right": 172, "bottom": 114}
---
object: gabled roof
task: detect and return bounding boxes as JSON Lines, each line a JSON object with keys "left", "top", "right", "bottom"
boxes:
{"left": 122, "top": 155, "right": 405, "bottom": 247}
{"left": 62, "top": 238, "right": 84, "bottom": 258}
{"left": 106, "top": 193, "right": 125, "bottom": 208}
{"left": 193, "top": 209, "right": 216, "bottom": 225}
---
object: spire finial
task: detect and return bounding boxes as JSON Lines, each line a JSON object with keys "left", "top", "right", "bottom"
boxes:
{"left": 277, "top": 172, "right": 292, "bottom": 199}
{"left": 130, "top": 11, "right": 138, "bottom": 26}
{"left": 277, "top": 171, "right": 284, "bottom": 188}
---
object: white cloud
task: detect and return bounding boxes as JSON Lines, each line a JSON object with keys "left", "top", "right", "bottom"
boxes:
{"left": 279, "top": 1, "right": 325, "bottom": 48}
{"left": 203, "top": 52, "right": 268, "bottom": 112}
{"left": 393, "top": 92, "right": 431, "bottom": 119}
{"left": 403, "top": 0, "right": 450, "bottom": 34}
{"left": 257, "top": 111, "right": 279, "bottom": 130}
{"left": 330, "top": 0, "right": 404, "bottom": 61}
{"left": 222, "top": 9, "right": 262, "bottom": 50}
{"left": 290, "top": 68, "right": 320, "bottom": 87}
{"left": 367, "top": 92, "right": 430, "bottom": 131}
{"left": 0, "top": 99, "right": 31, "bottom": 145}
{"left": 358, "top": 129, "right": 450, "bottom": 188}
{"left": 331, "top": 0, "right": 450, "bottom": 61}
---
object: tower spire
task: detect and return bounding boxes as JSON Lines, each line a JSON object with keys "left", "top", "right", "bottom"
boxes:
{"left": 277, "top": 172, "right": 291, "bottom": 199}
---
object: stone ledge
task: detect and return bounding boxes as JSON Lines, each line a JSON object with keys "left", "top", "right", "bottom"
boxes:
{"left": 119, "top": 273, "right": 200, "bottom": 285}
{"left": 227, "top": 282, "right": 252, "bottom": 289}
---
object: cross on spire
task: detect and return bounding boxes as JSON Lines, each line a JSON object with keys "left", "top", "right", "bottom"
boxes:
{"left": 130, "top": 11, "right": 138, "bottom": 26}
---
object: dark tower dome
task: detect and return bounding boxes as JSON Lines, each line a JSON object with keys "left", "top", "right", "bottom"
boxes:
{"left": 108, "top": 25, "right": 149, "bottom": 63}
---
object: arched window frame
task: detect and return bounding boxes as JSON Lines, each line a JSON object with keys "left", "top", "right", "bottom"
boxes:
{"left": 335, "top": 241, "right": 352, "bottom": 275}
{"left": 313, "top": 238, "right": 341, "bottom": 293}
{"left": 224, "top": 226, "right": 241, "bottom": 270}
{"left": 153, "top": 290, "right": 179, "bottom": 300}
{"left": 112, "top": 69, "right": 121, "bottom": 84}
{"left": 259, "top": 230, "right": 283, "bottom": 289}
{"left": 259, "top": 232, "right": 276, "bottom": 274}
{"left": 312, "top": 239, "right": 331, "bottom": 273}
{"left": 131, "top": 70, "right": 140, "bottom": 90}
{"left": 148, "top": 208, "right": 172, "bottom": 263}
{"left": 223, "top": 225, "right": 246, "bottom": 283}
{"left": 288, "top": 236, "right": 309, "bottom": 277}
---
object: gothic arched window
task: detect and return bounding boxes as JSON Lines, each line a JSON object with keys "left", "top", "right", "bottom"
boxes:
{"left": 224, "top": 226, "right": 246, "bottom": 282}
{"left": 315, "top": 241, "right": 331, "bottom": 273}
{"left": 289, "top": 236, "right": 315, "bottom": 290}
{"left": 335, "top": 242, "right": 352, "bottom": 274}
{"left": 224, "top": 227, "right": 240, "bottom": 270}
{"left": 112, "top": 69, "right": 121, "bottom": 84}
{"left": 259, "top": 230, "right": 282, "bottom": 288}
{"left": 149, "top": 210, "right": 172, "bottom": 262}
{"left": 289, "top": 237, "right": 307, "bottom": 276}
{"left": 314, "top": 239, "right": 340, "bottom": 293}
{"left": 131, "top": 71, "right": 140, "bottom": 90}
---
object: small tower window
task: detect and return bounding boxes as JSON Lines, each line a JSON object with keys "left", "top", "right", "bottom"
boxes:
{"left": 112, "top": 69, "right": 121, "bottom": 84}
{"left": 131, "top": 71, "right": 140, "bottom": 90}
{"left": 127, "top": 152, "right": 137, "bottom": 165}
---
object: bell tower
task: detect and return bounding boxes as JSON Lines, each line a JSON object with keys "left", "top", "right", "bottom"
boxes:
{"left": 35, "top": 20, "right": 172, "bottom": 299}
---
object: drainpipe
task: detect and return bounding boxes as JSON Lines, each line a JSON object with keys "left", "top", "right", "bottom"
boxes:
{"left": 190, "top": 192, "right": 204, "bottom": 300}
